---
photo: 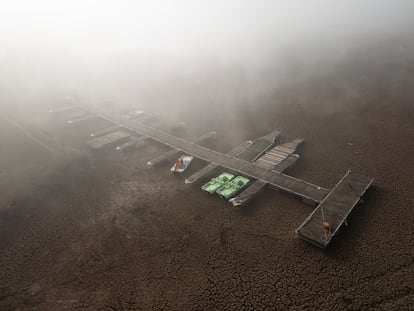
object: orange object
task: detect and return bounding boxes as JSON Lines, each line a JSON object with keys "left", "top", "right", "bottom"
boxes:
{"left": 322, "top": 221, "right": 331, "bottom": 230}
{"left": 174, "top": 158, "right": 181, "bottom": 172}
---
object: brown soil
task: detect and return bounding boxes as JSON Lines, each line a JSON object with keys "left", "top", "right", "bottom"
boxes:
{"left": 0, "top": 65, "right": 413, "bottom": 310}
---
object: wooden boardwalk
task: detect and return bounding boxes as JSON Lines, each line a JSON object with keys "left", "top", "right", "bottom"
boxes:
{"left": 255, "top": 138, "right": 303, "bottom": 169}
{"left": 236, "top": 130, "right": 280, "bottom": 161}
{"left": 185, "top": 141, "right": 252, "bottom": 184}
{"left": 84, "top": 106, "right": 328, "bottom": 204}
{"left": 296, "top": 171, "right": 374, "bottom": 248}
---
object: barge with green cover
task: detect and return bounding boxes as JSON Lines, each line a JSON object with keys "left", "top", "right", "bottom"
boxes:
{"left": 216, "top": 176, "right": 250, "bottom": 199}
{"left": 201, "top": 172, "right": 234, "bottom": 194}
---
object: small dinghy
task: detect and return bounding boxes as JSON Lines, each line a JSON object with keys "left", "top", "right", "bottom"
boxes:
{"left": 170, "top": 155, "right": 194, "bottom": 173}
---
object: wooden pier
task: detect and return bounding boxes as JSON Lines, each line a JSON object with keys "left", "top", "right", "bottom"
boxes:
{"left": 64, "top": 104, "right": 376, "bottom": 248}
{"left": 237, "top": 130, "right": 280, "bottom": 161}
{"left": 255, "top": 138, "right": 303, "bottom": 169}
{"left": 83, "top": 105, "right": 328, "bottom": 204}
{"left": 230, "top": 138, "right": 303, "bottom": 206}
{"left": 296, "top": 171, "right": 374, "bottom": 248}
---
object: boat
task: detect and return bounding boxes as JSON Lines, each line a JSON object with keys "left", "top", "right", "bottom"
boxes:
{"left": 170, "top": 155, "right": 194, "bottom": 173}
{"left": 201, "top": 172, "right": 234, "bottom": 194}
{"left": 216, "top": 176, "right": 250, "bottom": 199}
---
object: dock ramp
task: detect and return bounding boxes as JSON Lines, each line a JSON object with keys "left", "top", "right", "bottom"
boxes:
{"left": 255, "top": 138, "right": 303, "bottom": 169}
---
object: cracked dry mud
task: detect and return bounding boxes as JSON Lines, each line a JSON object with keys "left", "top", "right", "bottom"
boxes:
{"left": 0, "top": 93, "right": 413, "bottom": 310}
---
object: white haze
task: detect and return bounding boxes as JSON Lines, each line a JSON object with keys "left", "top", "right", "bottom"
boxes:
{"left": 1, "top": 0, "right": 414, "bottom": 119}
{"left": 1, "top": 0, "right": 414, "bottom": 57}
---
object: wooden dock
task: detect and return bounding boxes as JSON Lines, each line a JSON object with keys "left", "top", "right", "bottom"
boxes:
{"left": 82, "top": 105, "right": 328, "bottom": 204}
{"left": 255, "top": 138, "right": 303, "bottom": 169}
{"left": 237, "top": 130, "right": 280, "bottom": 161}
{"left": 296, "top": 171, "right": 374, "bottom": 248}
{"left": 230, "top": 138, "right": 303, "bottom": 206}
{"left": 65, "top": 104, "right": 376, "bottom": 249}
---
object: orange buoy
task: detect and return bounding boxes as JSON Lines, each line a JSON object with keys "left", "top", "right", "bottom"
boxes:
{"left": 322, "top": 221, "right": 331, "bottom": 230}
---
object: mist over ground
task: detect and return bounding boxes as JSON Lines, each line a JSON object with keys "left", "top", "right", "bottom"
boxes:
{"left": 1, "top": 0, "right": 414, "bottom": 125}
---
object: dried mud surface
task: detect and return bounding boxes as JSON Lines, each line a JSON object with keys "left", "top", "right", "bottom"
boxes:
{"left": 0, "top": 84, "right": 413, "bottom": 310}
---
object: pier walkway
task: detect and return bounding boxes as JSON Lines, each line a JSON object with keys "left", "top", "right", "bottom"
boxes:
{"left": 86, "top": 106, "right": 328, "bottom": 204}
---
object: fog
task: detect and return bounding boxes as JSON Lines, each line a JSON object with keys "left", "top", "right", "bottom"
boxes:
{"left": 2, "top": 0, "right": 414, "bottom": 56}
{"left": 1, "top": 0, "right": 414, "bottom": 122}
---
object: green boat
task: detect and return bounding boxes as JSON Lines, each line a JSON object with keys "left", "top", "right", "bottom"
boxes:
{"left": 216, "top": 176, "right": 250, "bottom": 199}
{"left": 201, "top": 172, "right": 235, "bottom": 194}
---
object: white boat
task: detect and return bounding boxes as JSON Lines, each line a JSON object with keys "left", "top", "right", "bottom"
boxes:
{"left": 170, "top": 155, "right": 194, "bottom": 173}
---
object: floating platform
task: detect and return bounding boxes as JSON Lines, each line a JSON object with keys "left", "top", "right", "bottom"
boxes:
{"left": 87, "top": 131, "right": 131, "bottom": 149}
{"left": 71, "top": 104, "right": 376, "bottom": 249}
{"left": 231, "top": 138, "right": 303, "bottom": 206}
{"left": 237, "top": 130, "right": 280, "bottom": 161}
{"left": 255, "top": 138, "right": 303, "bottom": 169}
{"left": 296, "top": 171, "right": 374, "bottom": 248}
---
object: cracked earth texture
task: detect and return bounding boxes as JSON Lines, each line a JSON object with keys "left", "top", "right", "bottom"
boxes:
{"left": 0, "top": 62, "right": 413, "bottom": 310}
